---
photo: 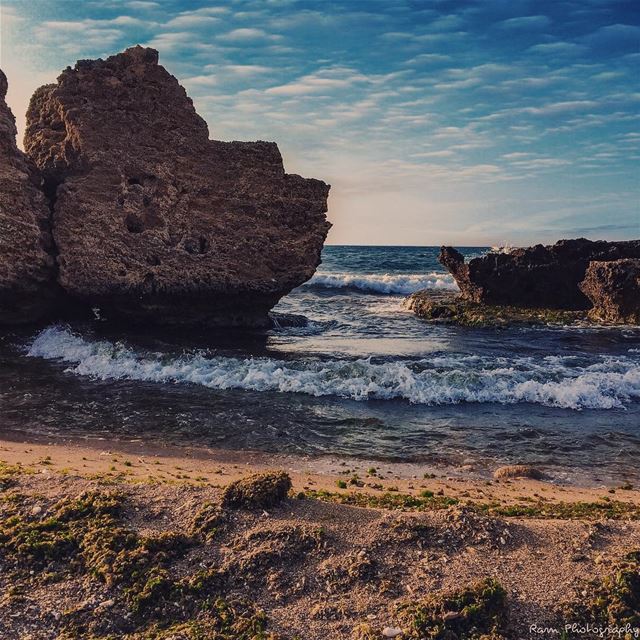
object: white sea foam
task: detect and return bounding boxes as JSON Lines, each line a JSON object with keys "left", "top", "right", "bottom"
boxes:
{"left": 305, "top": 271, "right": 458, "bottom": 295}
{"left": 27, "top": 327, "right": 640, "bottom": 411}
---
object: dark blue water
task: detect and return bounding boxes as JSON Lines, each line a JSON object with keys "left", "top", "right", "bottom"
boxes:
{"left": 1, "top": 246, "right": 639, "bottom": 482}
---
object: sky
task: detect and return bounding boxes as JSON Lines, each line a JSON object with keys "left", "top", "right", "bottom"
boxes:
{"left": 0, "top": 0, "right": 638, "bottom": 246}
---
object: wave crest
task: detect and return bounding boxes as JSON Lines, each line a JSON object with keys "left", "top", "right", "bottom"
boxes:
{"left": 27, "top": 327, "right": 640, "bottom": 411}
{"left": 305, "top": 271, "right": 458, "bottom": 295}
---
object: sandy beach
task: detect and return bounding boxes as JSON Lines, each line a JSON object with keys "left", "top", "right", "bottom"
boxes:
{"left": 1, "top": 434, "right": 639, "bottom": 639}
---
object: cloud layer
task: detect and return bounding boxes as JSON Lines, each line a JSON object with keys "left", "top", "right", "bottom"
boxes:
{"left": 1, "top": 0, "right": 638, "bottom": 245}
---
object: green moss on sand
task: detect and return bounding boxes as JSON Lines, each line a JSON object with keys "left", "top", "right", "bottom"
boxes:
{"left": 304, "top": 489, "right": 459, "bottom": 511}
{"left": 562, "top": 550, "right": 639, "bottom": 633}
{"left": 191, "top": 502, "right": 225, "bottom": 540}
{"left": 397, "top": 577, "right": 508, "bottom": 639}
{"left": 304, "top": 489, "right": 640, "bottom": 520}
{"left": 128, "top": 598, "right": 281, "bottom": 639}
{"left": 0, "top": 489, "right": 192, "bottom": 610}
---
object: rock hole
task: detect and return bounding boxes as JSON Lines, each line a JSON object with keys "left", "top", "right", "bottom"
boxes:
{"left": 127, "top": 177, "right": 141, "bottom": 186}
{"left": 125, "top": 214, "right": 144, "bottom": 233}
{"left": 184, "top": 236, "right": 210, "bottom": 255}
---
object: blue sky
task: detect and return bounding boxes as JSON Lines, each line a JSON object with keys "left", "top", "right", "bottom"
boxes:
{"left": 1, "top": 0, "right": 638, "bottom": 245}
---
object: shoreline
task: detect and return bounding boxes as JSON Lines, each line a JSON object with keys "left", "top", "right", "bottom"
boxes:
{"left": 1, "top": 431, "right": 638, "bottom": 507}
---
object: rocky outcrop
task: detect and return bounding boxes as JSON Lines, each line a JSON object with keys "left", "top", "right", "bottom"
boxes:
{"left": 405, "top": 290, "right": 585, "bottom": 327}
{"left": 0, "top": 69, "right": 56, "bottom": 323}
{"left": 579, "top": 259, "right": 640, "bottom": 324}
{"left": 439, "top": 239, "right": 640, "bottom": 310}
{"left": 23, "top": 46, "right": 330, "bottom": 327}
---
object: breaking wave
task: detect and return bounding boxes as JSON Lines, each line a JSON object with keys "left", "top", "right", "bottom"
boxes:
{"left": 27, "top": 327, "right": 640, "bottom": 411}
{"left": 305, "top": 271, "right": 458, "bottom": 295}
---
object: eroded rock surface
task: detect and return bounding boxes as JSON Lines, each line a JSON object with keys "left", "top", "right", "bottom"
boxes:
{"left": 579, "top": 259, "right": 640, "bottom": 325}
{"left": 24, "top": 46, "right": 330, "bottom": 327}
{"left": 0, "top": 69, "right": 56, "bottom": 323}
{"left": 439, "top": 239, "right": 640, "bottom": 310}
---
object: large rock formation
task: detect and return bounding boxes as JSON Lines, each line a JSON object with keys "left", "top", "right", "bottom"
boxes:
{"left": 439, "top": 239, "right": 640, "bottom": 310}
{"left": 23, "top": 46, "right": 330, "bottom": 327}
{"left": 0, "top": 69, "right": 56, "bottom": 323}
{"left": 579, "top": 259, "right": 640, "bottom": 324}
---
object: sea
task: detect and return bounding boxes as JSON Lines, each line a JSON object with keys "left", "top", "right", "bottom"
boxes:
{"left": 1, "top": 246, "right": 639, "bottom": 483}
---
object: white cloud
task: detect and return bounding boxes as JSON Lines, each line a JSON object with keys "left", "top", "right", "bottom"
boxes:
{"left": 165, "top": 15, "right": 221, "bottom": 29}
{"left": 265, "top": 68, "right": 368, "bottom": 96}
{"left": 425, "top": 14, "right": 465, "bottom": 32}
{"left": 498, "top": 15, "right": 551, "bottom": 29}
{"left": 412, "top": 150, "right": 456, "bottom": 158}
{"left": 217, "top": 28, "right": 280, "bottom": 42}
{"left": 404, "top": 53, "right": 452, "bottom": 65}
{"left": 126, "top": 1, "right": 160, "bottom": 8}
{"left": 183, "top": 75, "right": 219, "bottom": 87}
{"left": 214, "top": 64, "right": 272, "bottom": 76}
{"left": 528, "top": 41, "right": 586, "bottom": 55}
{"left": 521, "top": 100, "right": 599, "bottom": 115}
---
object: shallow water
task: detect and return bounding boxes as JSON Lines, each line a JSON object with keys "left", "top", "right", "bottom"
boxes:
{"left": 1, "top": 246, "right": 639, "bottom": 482}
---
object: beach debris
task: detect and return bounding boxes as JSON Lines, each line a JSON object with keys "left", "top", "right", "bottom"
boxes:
{"left": 318, "top": 549, "right": 377, "bottom": 593}
{"left": 221, "top": 471, "right": 292, "bottom": 509}
{"left": 1, "top": 463, "right": 639, "bottom": 640}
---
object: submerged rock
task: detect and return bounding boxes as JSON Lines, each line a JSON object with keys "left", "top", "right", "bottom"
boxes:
{"left": 439, "top": 239, "right": 640, "bottom": 310}
{"left": 24, "top": 46, "right": 330, "bottom": 327}
{"left": 0, "top": 69, "right": 56, "bottom": 323}
{"left": 579, "top": 259, "right": 640, "bottom": 325}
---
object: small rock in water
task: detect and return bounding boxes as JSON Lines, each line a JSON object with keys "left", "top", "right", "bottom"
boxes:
{"left": 493, "top": 465, "right": 544, "bottom": 480}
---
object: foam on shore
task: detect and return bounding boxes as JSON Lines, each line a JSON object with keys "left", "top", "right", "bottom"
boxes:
{"left": 27, "top": 326, "right": 640, "bottom": 411}
{"left": 305, "top": 271, "right": 458, "bottom": 295}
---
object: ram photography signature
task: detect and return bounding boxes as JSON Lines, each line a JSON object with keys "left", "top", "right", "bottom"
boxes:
{"left": 530, "top": 623, "right": 640, "bottom": 638}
